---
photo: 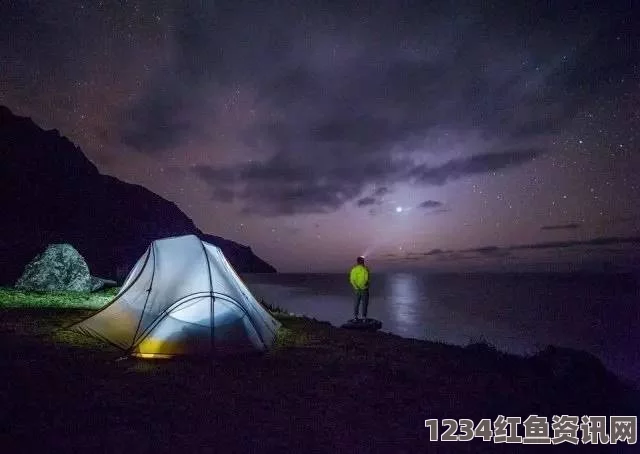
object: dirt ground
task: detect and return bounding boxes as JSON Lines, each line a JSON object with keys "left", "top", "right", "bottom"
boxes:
{"left": 0, "top": 308, "right": 637, "bottom": 453}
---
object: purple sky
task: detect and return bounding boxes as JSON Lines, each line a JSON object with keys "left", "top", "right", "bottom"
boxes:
{"left": 2, "top": 0, "right": 639, "bottom": 272}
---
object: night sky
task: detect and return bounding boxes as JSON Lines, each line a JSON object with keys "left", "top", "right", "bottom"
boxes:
{"left": 2, "top": 0, "right": 639, "bottom": 272}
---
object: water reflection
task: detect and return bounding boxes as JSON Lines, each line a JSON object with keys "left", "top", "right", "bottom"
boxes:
{"left": 383, "top": 273, "right": 424, "bottom": 335}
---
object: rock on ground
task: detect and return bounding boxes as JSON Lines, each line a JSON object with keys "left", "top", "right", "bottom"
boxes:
{"left": 15, "top": 244, "right": 92, "bottom": 292}
{"left": 89, "top": 276, "right": 118, "bottom": 292}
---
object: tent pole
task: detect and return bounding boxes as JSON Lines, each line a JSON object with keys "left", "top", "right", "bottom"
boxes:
{"left": 130, "top": 243, "right": 157, "bottom": 352}
{"left": 199, "top": 240, "right": 215, "bottom": 356}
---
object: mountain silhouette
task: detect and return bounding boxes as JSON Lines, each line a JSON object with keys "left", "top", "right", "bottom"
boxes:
{"left": 0, "top": 105, "right": 276, "bottom": 285}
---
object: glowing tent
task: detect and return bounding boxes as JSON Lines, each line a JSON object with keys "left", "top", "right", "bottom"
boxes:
{"left": 71, "top": 235, "right": 281, "bottom": 358}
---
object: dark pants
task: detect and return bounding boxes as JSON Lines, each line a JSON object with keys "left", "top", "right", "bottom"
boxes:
{"left": 354, "top": 288, "right": 369, "bottom": 318}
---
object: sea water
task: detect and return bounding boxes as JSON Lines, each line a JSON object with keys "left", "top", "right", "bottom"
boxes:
{"left": 243, "top": 272, "right": 640, "bottom": 388}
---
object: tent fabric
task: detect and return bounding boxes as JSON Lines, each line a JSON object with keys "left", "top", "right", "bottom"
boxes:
{"left": 71, "top": 235, "right": 281, "bottom": 357}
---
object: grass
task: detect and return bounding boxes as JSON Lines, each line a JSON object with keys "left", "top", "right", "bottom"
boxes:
{"left": 259, "top": 298, "right": 290, "bottom": 314}
{"left": 0, "top": 286, "right": 118, "bottom": 309}
{"left": 272, "top": 325, "right": 311, "bottom": 348}
{"left": 1, "top": 290, "right": 638, "bottom": 453}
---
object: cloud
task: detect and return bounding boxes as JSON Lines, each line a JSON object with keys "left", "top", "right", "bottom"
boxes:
{"left": 409, "top": 149, "right": 543, "bottom": 186}
{"left": 373, "top": 187, "right": 390, "bottom": 197}
{"left": 356, "top": 197, "right": 379, "bottom": 207}
{"left": 540, "top": 223, "right": 581, "bottom": 231}
{"left": 64, "top": 0, "right": 630, "bottom": 214}
{"left": 193, "top": 148, "right": 541, "bottom": 215}
{"left": 385, "top": 236, "right": 640, "bottom": 264}
{"left": 120, "top": 85, "right": 196, "bottom": 152}
{"left": 509, "top": 236, "right": 640, "bottom": 251}
{"left": 464, "top": 246, "right": 512, "bottom": 258}
{"left": 2, "top": 0, "right": 632, "bottom": 157}
{"left": 462, "top": 246, "right": 502, "bottom": 254}
{"left": 419, "top": 200, "right": 443, "bottom": 209}
{"left": 354, "top": 185, "right": 393, "bottom": 210}
{"left": 192, "top": 152, "right": 412, "bottom": 215}
{"left": 421, "top": 246, "right": 512, "bottom": 262}
{"left": 356, "top": 186, "right": 391, "bottom": 208}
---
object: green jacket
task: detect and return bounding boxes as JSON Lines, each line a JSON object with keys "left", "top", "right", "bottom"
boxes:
{"left": 349, "top": 264, "right": 369, "bottom": 290}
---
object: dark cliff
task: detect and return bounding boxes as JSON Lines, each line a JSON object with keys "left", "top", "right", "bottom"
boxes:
{"left": 0, "top": 105, "right": 276, "bottom": 284}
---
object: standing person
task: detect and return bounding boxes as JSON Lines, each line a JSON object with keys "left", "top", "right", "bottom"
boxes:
{"left": 349, "top": 256, "right": 370, "bottom": 321}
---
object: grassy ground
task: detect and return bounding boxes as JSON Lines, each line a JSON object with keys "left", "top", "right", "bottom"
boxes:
{"left": 0, "top": 289, "right": 637, "bottom": 453}
{"left": 0, "top": 286, "right": 118, "bottom": 309}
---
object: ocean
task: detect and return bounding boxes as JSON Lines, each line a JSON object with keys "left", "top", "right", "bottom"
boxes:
{"left": 242, "top": 272, "right": 640, "bottom": 388}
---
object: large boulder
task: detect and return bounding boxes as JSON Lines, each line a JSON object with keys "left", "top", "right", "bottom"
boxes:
{"left": 15, "top": 244, "right": 92, "bottom": 292}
